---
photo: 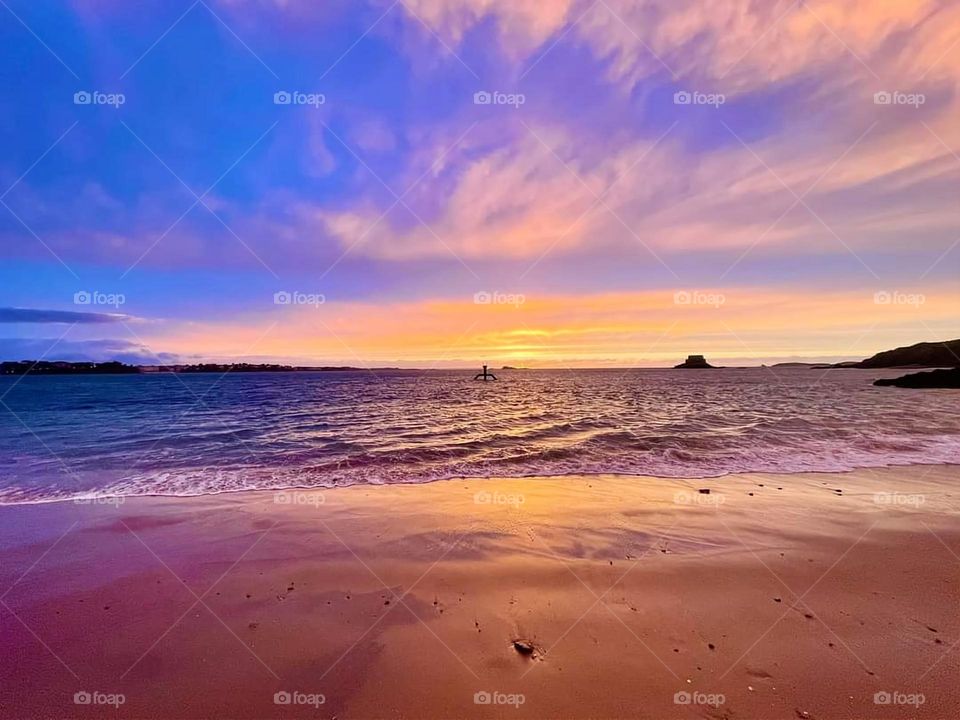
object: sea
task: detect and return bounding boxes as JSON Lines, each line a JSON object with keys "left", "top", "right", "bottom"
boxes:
{"left": 0, "top": 368, "right": 957, "bottom": 504}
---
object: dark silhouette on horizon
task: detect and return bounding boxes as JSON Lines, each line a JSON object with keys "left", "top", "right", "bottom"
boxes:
{"left": 674, "top": 355, "right": 716, "bottom": 369}
{"left": 473, "top": 364, "right": 498, "bottom": 381}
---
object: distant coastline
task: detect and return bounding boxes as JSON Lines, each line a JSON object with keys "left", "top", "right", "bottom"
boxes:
{"left": 1, "top": 338, "right": 956, "bottom": 376}
{"left": 0, "top": 361, "right": 375, "bottom": 376}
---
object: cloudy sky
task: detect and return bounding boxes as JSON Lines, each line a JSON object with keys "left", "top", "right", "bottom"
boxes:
{"left": 1, "top": 0, "right": 958, "bottom": 367}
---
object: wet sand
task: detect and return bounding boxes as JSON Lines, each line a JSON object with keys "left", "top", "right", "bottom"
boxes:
{"left": 1, "top": 465, "right": 958, "bottom": 719}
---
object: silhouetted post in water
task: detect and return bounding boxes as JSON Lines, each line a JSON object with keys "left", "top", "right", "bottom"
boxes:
{"left": 473, "top": 364, "right": 497, "bottom": 381}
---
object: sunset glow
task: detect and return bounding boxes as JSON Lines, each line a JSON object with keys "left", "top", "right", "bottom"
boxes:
{"left": 2, "top": 0, "right": 958, "bottom": 366}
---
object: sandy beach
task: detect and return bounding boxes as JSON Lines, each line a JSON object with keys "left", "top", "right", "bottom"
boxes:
{"left": 1, "top": 465, "right": 958, "bottom": 719}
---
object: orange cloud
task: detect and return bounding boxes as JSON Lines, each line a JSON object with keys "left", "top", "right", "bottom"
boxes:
{"left": 143, "top": 285, "right": 960, "bottom": 367}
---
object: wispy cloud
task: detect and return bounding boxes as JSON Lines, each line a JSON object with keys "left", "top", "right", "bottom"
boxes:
{"left": 0, "top": 308, "right": 134, "bottom": 324}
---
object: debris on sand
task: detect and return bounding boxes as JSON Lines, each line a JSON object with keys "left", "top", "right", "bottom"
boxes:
{"left": 512, "top": 639, "right": 543, "bottom": 660}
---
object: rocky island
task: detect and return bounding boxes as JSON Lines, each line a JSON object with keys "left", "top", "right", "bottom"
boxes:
{"left": 674, "top": 354, "right": 716, "bottom": 369}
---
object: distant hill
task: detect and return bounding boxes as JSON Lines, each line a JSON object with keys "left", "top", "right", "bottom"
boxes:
{"left": 854, "top": 339, "right": 960, "bottom": 369}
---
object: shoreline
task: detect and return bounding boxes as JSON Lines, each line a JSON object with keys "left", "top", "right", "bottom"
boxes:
{"left": 2, "top": 460, "right": 958, "bottom": 507}
{"left": 2, "top": 465, "right": 958, "bottom": 718}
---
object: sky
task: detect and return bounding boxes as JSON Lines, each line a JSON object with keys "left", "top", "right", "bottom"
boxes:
{"left": 0, "top": 0, "right": 958, "bottom": 368}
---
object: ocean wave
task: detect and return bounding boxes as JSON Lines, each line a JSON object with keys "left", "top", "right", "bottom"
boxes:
{"left": 1, "top": 369, "right": 959, "bottom": 504}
